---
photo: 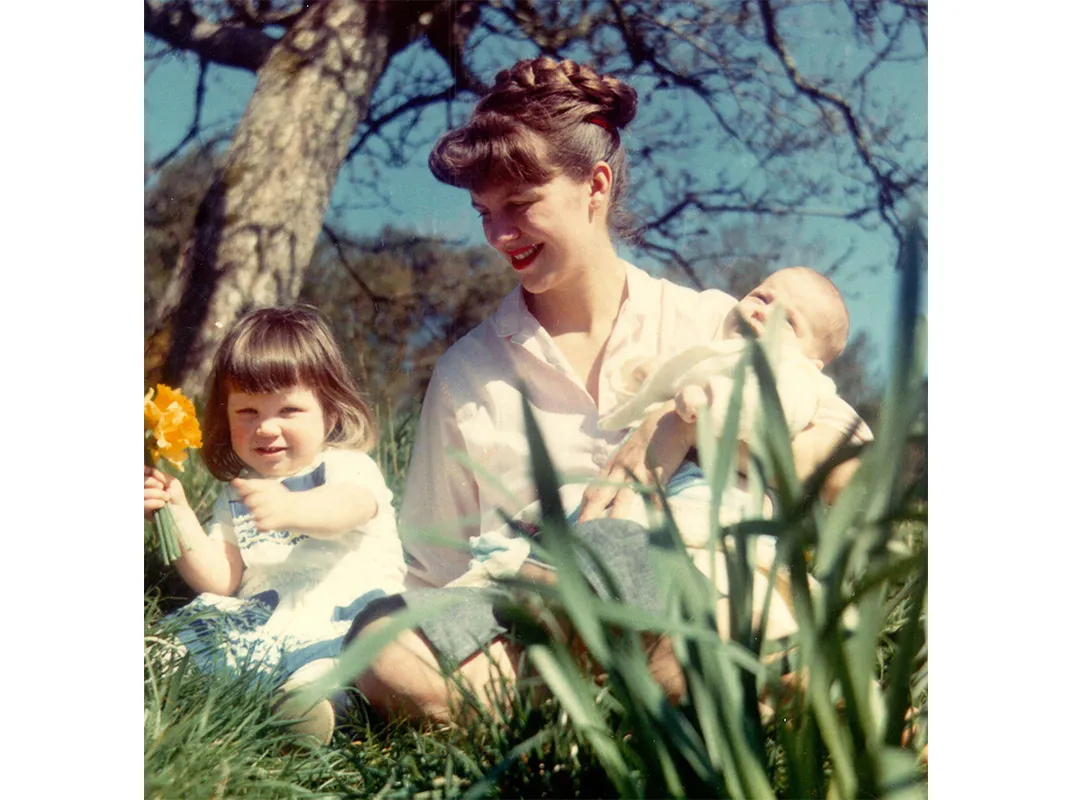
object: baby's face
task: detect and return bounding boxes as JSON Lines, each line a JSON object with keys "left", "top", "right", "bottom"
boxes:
{"left": 725, "top": 270, "right": 834, "bottom": 365}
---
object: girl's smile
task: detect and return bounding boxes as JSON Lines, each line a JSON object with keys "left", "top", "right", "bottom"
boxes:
{"left": 227, "top": 385, "right": 329, "bottom": 478}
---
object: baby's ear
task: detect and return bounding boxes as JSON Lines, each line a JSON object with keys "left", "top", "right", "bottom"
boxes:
{"left": 811, "top": 357, "right": 825, "bottom": 371}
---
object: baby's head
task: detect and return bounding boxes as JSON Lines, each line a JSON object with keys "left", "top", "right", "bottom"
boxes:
{"left": 202, "top": 305, "right": 376, "bottom": 480}
{"left": 724, "top": 267, "right": 849, "bottom": 368}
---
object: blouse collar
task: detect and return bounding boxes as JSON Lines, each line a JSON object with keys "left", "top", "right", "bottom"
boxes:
{"left": 489, "top": 261, "right": 658, "bottom": 342}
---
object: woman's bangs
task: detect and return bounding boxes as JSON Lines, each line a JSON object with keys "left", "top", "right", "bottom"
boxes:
{"left": 431, "top": 116, "right": 552, "bottom": 192}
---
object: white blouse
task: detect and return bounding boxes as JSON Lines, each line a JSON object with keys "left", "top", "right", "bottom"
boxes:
{"left": 399, "top": 262, "right": 868, "bottom": 589}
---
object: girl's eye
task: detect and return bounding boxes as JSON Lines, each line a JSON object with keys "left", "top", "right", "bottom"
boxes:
{"left": 281, "top": 406, "right": 303, "bottom": 415}
{"left": 234, "top": 408, "right": 256, "bottom": 416}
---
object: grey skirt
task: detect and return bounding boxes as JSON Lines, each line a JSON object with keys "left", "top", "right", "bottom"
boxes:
{"left": 344, "top": 518, "right": 671, "bottom": 666}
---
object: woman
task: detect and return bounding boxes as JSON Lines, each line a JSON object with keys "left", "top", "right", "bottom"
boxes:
{"left": 347, "top": 57, "right": 865, "bottom": 722}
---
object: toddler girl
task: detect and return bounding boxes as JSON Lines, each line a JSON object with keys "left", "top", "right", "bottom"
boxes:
{"left": 143, "top": 305, "right": 405, "bottom": 743}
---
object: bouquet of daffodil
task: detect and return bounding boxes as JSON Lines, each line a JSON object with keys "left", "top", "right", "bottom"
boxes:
{"left": 144, "top": 384, "right": 203, "bottom": 565}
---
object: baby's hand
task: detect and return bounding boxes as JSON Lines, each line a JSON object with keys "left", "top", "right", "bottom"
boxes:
{"left": 675, "top": 384, "right": 711, "bottom": 424}
{"left": 144, "top": 466, "right": 189, "bottom": 518}
{"left": 231, "top": 477, "right": 295, "bottom": 532}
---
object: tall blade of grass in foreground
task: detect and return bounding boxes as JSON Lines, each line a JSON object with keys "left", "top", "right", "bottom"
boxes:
{"left": 519, "top": 386, "right": 614, "bottom": 668}
{"left": 741, "top": 325, "right": 864, "bottom": 799}
{"left": 777, "top": 218, "right": 927, "bottom": 799}
{"left": 519, "top": 385, "right": 778, "bottom": 797}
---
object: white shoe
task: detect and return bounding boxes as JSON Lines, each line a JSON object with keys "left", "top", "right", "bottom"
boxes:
{"left": 273, "top": 659, "right": 337, "bottom": 745}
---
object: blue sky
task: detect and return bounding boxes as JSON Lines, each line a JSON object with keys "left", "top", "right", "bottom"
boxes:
{"left": 145, "top": 26, "right": 926, "bottom": 381}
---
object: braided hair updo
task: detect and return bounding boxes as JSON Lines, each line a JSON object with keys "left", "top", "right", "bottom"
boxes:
{"left": 429, "top": 57, "right": 639, "bottom": 240}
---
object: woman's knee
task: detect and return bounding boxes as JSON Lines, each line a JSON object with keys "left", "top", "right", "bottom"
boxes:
{"left": 349, "top": 617, "right": 456, "bottom": 723}
{"left": 348, "top": 617, "right": 524, "bottom": 724}
{"left": 644, "top": 633, "right": 687, "bottom": 704}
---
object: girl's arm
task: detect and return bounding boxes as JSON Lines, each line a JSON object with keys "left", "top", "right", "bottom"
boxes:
{"left": 229, "top": 450, "right": 382, "bottom": 538}
{"left": 144, "top": 467, "right": 244, "bottom": 596}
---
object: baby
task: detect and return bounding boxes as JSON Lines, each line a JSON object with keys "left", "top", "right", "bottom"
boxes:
{"left": 599, "top": 266, "right": 866, "bottom": 535}
{"left": 602, "top": 265, "right": 850, "bottom": 441}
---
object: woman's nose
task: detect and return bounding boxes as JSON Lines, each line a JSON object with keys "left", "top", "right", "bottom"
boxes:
{"left": 485, "top": 215, "right": 519, "bottom": 247}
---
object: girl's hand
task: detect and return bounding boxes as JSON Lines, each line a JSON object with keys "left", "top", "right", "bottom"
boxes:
{"left": 576, "top": 406, "right": 696, "bottom": 522}
{"left": 231, "top": 477, "right": 295, "bottom": 532}
{"left": 144, "top": 466, "right": 189, "bottom": 517}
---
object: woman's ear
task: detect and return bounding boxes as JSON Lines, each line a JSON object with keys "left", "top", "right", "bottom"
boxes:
{"left": 589, "top": 161, "right": 613, "bottom": 210}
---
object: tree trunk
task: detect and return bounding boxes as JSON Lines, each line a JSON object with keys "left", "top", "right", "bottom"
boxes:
{"left": 145, "top": 0, "right": 427, "bottom": 398}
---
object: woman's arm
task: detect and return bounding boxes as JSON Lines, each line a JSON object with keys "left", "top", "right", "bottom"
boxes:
{"left": 144, "top": 467, "right": 244, "bottom": 596}
{"left": 577, "top": 401, "right": 694, "bottom": 521}
{"left": 576, "top": 402, "right": 864, "bottom": 520}
{"left": 791, "top": 423, "right": 862, "bottom": 504}
{"left": 399, "top": 371, "right": 481, "bottom": 588}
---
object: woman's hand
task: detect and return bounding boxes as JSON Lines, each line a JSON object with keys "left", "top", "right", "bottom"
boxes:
{"left": 144, "top": 466, "right": 188, "bottom": 518}
{"left": 576, "top": 405, "right": 697, "bottom": 522}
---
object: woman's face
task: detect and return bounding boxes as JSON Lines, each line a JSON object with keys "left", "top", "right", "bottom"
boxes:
{"left": 470, "top": 172, "right": 605, "bottom": 295}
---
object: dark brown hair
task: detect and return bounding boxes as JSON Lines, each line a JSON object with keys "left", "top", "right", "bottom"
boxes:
{"left": 202, "top": 305, "right": 376, "bottom": 480}
{"left": 429, "top": 57, "right": 639, "bottom": 239}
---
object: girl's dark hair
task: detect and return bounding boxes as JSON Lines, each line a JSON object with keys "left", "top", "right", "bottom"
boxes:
{"left": 429, "top": 57, "right": 639, "bottom": 240}
{"left": 202, "top": 305, "right": 376, "bottom": 481}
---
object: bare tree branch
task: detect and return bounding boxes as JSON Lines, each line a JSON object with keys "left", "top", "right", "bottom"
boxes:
{"left": 144, "top": 0, "right": 276, "bottom": 72}
{"left": 149, "top": 57, "right": 210, "bottom": 174}
{"left": 346, "top": 86, "right": 456, "bottom": 161}
{"left": 757, "top": 0, "right": 904, "bottom": 244}
{"left": 322, "top": 223, "right": 393, "bottom": 305}
{"left": 424, "top": 0, "right": 486, "bottom": 94}
{"left": 226, "top": 0, "right": 306, "bottom": 28}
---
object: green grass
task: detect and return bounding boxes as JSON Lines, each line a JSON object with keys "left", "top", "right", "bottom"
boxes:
{"left": 144, "top": 227, "right": 927, "bottom": 798}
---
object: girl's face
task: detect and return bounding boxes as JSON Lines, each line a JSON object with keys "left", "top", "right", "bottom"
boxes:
{"left": 470, "top": 171, "right": 607, "bottom": 296}
{"left": 227, "top": 384, "right": 329, "bottom": 478}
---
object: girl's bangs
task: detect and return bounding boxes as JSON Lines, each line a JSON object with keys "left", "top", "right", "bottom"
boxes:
{"left": 224, "top": 333, "right": 311, "bottom": 395}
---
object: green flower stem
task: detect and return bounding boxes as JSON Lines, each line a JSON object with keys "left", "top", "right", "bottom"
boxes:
{"left": 153, "top": 503, "right": 183, "bottom": 566}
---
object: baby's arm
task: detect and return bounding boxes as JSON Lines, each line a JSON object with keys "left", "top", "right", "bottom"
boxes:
{"left": 144, "top": 467, "right": 244, "bottom": 595}
{"left": 674, "top": 384, "right": 711, "bottom": 424}
{"left": 230, "top": 453, "right": 380, "bottom": 538}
